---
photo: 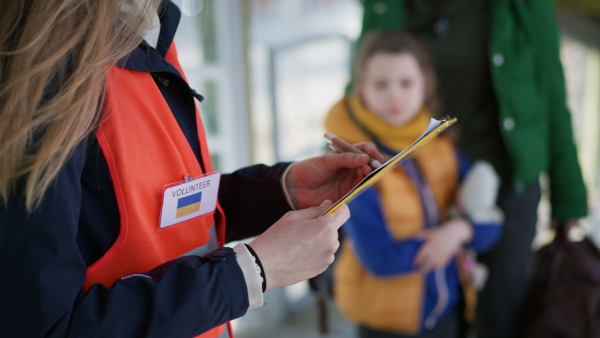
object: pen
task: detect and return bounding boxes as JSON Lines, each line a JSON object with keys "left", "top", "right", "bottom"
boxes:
{"left": 324, "top": 133, "right": 383, "bottom": 169}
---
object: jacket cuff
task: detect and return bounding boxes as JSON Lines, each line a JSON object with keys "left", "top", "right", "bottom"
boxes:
{"left": 280, "top": 163, "right": 297, "bottom": 210}
{"left": 233, "top": 244, "right": 264, "bottom": 309}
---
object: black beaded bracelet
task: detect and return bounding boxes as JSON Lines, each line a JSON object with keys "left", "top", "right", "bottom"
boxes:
{"left": 244, "top": 244, "right": 267, "bottom": 293}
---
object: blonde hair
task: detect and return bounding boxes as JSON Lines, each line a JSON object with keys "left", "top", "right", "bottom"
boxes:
{"left": 0, "top": 0, "right": 160, "bottom": 212}
{"left": 354, "top": 30, "right": 440, "bottom": 116}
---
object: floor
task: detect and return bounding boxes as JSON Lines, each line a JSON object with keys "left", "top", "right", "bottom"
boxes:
{"left": 233, "top": 293, "right": 357, "bottom": 338}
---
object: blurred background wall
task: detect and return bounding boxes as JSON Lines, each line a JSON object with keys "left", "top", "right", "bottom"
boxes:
{"left": 170, "top": 0, "right": 600, "bottom": 336}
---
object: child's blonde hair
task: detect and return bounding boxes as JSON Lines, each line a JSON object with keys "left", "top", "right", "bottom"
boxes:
{"left": 354, "top": 30, "right": 439, "bottom": 115}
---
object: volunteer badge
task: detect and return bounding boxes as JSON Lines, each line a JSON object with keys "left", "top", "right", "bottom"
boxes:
{"left": 159, "top": 171, "right": 221, "bottom": 229}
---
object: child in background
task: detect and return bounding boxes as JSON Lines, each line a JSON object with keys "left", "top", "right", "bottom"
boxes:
{"left": 325, "top": 30, "right": 504, "bottom": 338}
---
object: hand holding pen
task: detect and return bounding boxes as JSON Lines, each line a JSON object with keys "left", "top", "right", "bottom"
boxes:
{"left": 324, "top": 133, "right": 386, "bottom": 169}
{"left": 281, "top": 136, "right": 384, "bottom": 210}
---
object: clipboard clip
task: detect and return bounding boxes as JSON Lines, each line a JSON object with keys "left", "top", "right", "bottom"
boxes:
{"left": 437, "top": 115, "right": 454, "bottom": 132}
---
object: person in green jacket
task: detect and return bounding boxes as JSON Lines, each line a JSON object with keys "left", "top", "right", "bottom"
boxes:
{"left": 356, "top": 1, "right": 588, "bottom": 338}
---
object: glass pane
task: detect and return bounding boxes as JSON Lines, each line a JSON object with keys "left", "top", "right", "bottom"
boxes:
{"left": 248, "top": 0, "right": 362, "bottom": 163}
{"left": 197, "top": 0, "right": 218, "bottom": 63}
{"left": 210, "top": 153, "right": 221, "bottom": 170}
{"left": 273, "top": 37, "right": 352, "bottom": 161}
{"left": 200, "top": 80, "right": 219, "bottom": 135}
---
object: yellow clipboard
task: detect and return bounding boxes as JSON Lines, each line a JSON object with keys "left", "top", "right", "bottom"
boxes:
{"left": 321, "top": 117, "right": 458, "bottom": 216}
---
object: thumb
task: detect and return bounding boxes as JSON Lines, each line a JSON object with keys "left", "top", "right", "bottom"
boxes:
{"left": 313, "top": 199, "right": 334, "bottom": 217}
{"left": 328, "top": 203, "right": 350, "bottom": 230}
{"left": 319, "top": 199, "right": 333, "bottom": 207}
{"left": 295, "top": 199, "right": 334, "bottom": 220}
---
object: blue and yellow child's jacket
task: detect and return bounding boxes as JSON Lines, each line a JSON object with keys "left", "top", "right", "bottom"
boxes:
{"left": 327, "top": 96, "right": 502, "bottom": 334}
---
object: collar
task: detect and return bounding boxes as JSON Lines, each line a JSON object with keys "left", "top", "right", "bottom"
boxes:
{"left": 118, "top": 1, "right": 182, "bottom": 74}
{"left": 155, "top": 0, "right": 180, "bottom": 57}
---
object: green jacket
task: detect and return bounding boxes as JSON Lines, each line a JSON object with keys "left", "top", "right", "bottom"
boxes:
{"left": 359, "top": 0, "right": 587, "bottom": 219}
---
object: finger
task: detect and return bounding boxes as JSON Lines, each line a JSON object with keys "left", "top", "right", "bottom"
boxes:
{"left": 354, "top": 142, "right": 384, "bottom": 161}
{"left": 328, "top": 204, "right": 350, "bottom": 229}
{"left": 321, "top": 152, "right": 371, "bottom": 171}
{"left": 328, "top": 144, "right": 343, "bottom": 154}
{"left": 434, "top": 256, "right": 449, "bottom": 270}
{"left": 419, "top": 257, "right": 436, "bottom": 274}
{"left": 414, "top": 246, "right": 428, "bottom": 268}
{"left": 426, "top": 257, "right": 440, "bottom": 271}
{"left": 360, "top": 164, "right": 372, "bottom": 177}
{"left": 291, "top": 199, "right": 334, "bottom": 220}
{"left": 438, "top": 255, "right": 453, "bottom": 268}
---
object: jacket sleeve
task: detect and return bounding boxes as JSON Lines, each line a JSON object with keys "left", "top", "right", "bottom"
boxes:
{"left": 220, "top": 163, "right": 293, "bottom": 243}
{"left": 466, "top": 221, "right": 503, "bottom": 253}
{"left": 0, "top": 142, "right": 249, "bottom": 338}
{"left": 455, "top": 149, "right": 503, "bottom": 253}
{"left": 531, "top": 0, "right": 587, "bottom": 220}
{"left": 343, "top": 187, "right": 423, "bottom": 277}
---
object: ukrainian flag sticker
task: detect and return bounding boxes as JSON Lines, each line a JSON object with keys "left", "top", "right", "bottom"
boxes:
{"left": 176, "top": 192, "right": 202, "bottom": 218}
{"left": 159, "top": 171, "right": 221, "bottom": 229}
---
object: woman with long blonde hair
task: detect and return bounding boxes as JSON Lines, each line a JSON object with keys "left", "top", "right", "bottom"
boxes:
{"left": 0, "top": 1, "right": 382, "bottom": 337}
{"left": 0, "top": 0, "right": 157, "bottom": 211}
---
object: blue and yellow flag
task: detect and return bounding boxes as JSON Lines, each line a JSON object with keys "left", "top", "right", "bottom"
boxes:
{"left": 176, "top": 192, "right": 202, "bottom": 218}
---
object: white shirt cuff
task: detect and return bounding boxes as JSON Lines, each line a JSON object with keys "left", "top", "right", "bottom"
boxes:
{"left": 233, "top": 243, "right": 264, "bottom": 309}
{"left": 280, "top": 163, "right": 296, "bottom": 210}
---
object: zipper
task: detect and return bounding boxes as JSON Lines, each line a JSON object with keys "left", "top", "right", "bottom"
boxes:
{"left": 424, "top": 268, "right": 449, "bottom": 330}
{"left": 189, "top": 88, "right": 204, "bottom": 103}
{"left": 151, "top": 72, "right": 205, "bottom": 104}
{"left": 151, "top": 73, "right": 170, "bottom": 87}
{"left": 402, "top": 159, "right": 448, "bottom": 330}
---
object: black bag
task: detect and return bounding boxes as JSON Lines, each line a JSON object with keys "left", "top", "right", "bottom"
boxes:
{"left": 520, "top": 223, "right": 600, "bottom": 338}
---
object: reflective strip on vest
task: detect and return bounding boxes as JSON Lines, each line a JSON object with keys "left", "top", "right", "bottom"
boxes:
{"left": 180, "top": 225, "right": 219, "bottom": 258}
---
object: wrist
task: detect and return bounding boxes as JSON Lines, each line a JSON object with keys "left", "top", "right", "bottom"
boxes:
{"left": 244, "top": 244, "right": 266, "bottom": 293}
{"left": 448, "top": 218, "right": 473, "bottom": 244}
{"left": 232, "top": 244, "right": 264, "bottom": 308}
{"left": 280, "top": 163, "right": 298, "bottom": 210}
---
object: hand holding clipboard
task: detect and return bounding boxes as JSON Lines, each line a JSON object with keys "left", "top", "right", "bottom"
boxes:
{"left": 321, "top": 117, "right": 457, "bottom": 216}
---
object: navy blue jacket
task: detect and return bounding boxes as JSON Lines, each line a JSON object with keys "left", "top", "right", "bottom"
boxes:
{"left": 0, "top": 2, "right": 291, "bottom": 337}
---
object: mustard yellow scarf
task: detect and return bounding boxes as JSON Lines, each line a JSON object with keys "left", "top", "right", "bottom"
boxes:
{"left": 349, "top": 95, "right": 432, "bottom": 153}
{"left": 324, "top": 96, "right": 432, "bottom": 154}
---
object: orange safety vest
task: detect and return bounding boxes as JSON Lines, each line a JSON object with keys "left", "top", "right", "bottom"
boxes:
{"left": 84, "top": 43, "right": 230, "bottom": 338}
